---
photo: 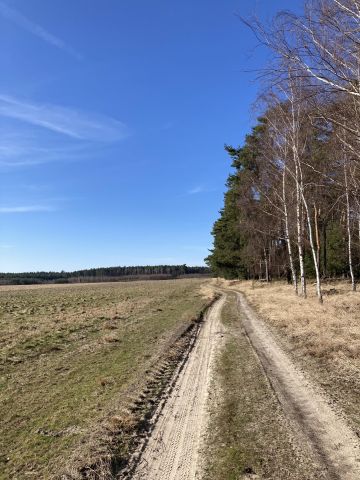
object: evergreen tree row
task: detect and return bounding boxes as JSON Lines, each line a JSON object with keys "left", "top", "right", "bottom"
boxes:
{"left": 206, "top": 123, "right": 356, "bottom": 283}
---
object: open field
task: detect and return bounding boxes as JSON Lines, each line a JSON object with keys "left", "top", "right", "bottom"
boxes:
{"left": 224, "top": 280, "right": 360, "bottom": 437}
{"left": 0, "top": 278, "right": 212, "bottom": 479}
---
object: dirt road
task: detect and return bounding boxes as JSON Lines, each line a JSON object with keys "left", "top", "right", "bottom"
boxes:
{"left": 129, "top": 291, "right": 360, "bottom": 480}
{"left": 130, "top": 295, "right": 226, "bottom": 480}
{"left": 236, "top": 291, "right": 360, "bottom": 480}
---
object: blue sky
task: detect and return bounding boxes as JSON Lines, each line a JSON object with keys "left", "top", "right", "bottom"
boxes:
{"left": 0, "top": 0, "right": 302, "bottom": 272}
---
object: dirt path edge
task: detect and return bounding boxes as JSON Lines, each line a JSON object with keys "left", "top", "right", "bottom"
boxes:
{"left": 128, "top": 295, "right": 225, "bottom": 480}
{"left": 118, "top": 294, "right": 223, "bottom": 479}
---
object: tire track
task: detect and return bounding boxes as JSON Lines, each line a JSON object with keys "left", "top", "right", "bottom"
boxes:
{"left": 236, "top": 291, "right": 360, "bottom": 480}
{"left": 130, "top": 295, "right": 225, "bottom": 480}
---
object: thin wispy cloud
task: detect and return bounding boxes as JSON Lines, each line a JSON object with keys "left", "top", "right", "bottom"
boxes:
{"left": 0, "top": 1, "right": 81, "bottom": 59}
{"left": 0, "top": 205, "right": 56, "bottom": 213}
{"left": 0, "top": 133, "right": 99, "bottom": 167}
{"left": 186, "top": 185, "right": 218, "bottom": 195}
{"left": 187, "top": 186, "right": 205, "bottom": 195}
{"left": 0, "top": 138, "right": 55, "bottom": 167}
{"left": 0, "top": 95, "right": 129, "bottom": 142}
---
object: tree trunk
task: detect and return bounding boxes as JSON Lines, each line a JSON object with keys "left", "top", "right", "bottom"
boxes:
{"left": 322, "top": 221, "right": 327, "bottom": 278}
{"left": 301, "top": 191, "right": 323, "bottom": 303}
{"left": 314, "top": 204, "right": 321, "bottom": 270}
{"left": 344, "top": 159, "right": 356, "bottom": 291}
{"left": 282, "top": 164, "right": 298, "bottom": 294}
{"left": 288, "top": 80, "right": 307, "bottom": 298}
{"left": 264, "top": 248, "right": 269, "bottom": 283}
{"left": 296, "top": 169, "right": 307, "bottom": 298}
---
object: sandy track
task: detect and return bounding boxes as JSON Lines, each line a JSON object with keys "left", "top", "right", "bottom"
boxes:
{"left": 131, "top": 296, "right": 225, "bottom": 480}
{"left": 236, "top": 291, "right": 360, "bottom": 480}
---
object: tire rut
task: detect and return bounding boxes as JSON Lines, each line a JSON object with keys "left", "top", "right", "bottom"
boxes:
{"left": 236, "top": 291, "right": 360, "bottom": 480}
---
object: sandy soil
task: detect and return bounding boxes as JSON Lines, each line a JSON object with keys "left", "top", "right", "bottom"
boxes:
{"left": 236, "top": 291, "right": 360, "bottom": 480}
{"left": 130, "top": 296, "right": 226, "bottom": 480}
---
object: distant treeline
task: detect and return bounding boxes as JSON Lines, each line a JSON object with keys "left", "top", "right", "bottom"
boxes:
{"left": 0, "top": 265, "right": 211, "bottom": 285}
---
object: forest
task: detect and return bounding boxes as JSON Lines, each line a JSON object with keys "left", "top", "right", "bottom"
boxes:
{"left": 0, "top": 265, "right": 210, "bottom": 285}
{"left": 206, "top": 0, "right": 360, "bottom": 303}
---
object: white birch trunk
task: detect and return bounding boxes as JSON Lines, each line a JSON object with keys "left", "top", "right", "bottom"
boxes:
{"left": 282, "top": 163, "right": 298, "bottom": 294}
{"left": 289, "top": 90, "right": 307, "bottom": 298}
{"left": 299, "top": 185, "right": 323, "bottom": 303}
{"left": 344, "top": 158, "right": 356, "bottom": 291}
{"left": 295, "top": 162, "right": 307, "bottom": 297}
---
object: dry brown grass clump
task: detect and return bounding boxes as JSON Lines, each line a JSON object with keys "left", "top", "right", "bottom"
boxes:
{"left": 229, "top": 280, "right": 360, "bottom": 361}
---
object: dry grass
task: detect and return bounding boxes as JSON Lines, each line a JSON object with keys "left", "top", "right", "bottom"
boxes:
{"left": 227, "top": 280, "right": 360, "bottom": 360}
{"left": 221, "top": 279, "right": 360, "bottom": 433}
{"left": 0, "top": 279, "right": 211, "bottom": 479}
